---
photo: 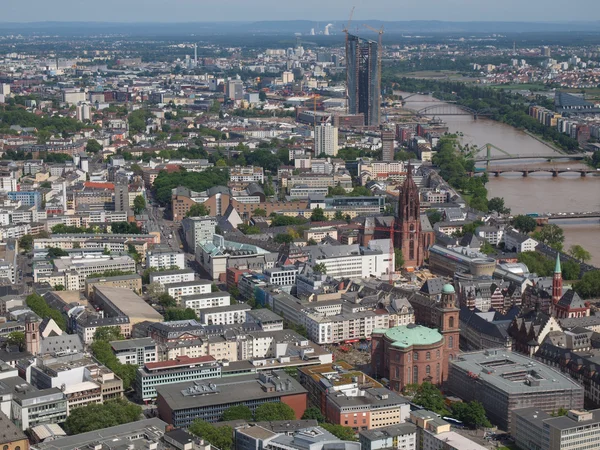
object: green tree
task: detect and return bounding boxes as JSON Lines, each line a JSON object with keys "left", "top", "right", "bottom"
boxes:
{"left": 222, "top": 405, "right": 253, "bottom": 421}
{"left": 47, "top": 247, "right": 69, "bottom": 258}
{"left": 6, "top": 331, "right": 25, "bottom": 350}
{"left": 26, "top": 293, "right": 66, "bottom": 330}
{"left": 94, "top": 327, "right": 124, "bottom": 342}
{"left": 313, "top": 263, "right": 327, "bottom": 275}
{"left": 518, "top": 252, "right": 554, "bottom": 277}
{"left": 310, "top": 207, "right": 327, "bottom": 222}
{"left": 275, "top": 233, "right": 294, "bottom": 244}
{"left": 164, "top": 308, "right": 198, "bottom": 321}
{"left": 186, "top": 203, "right": 210, "bottom": 218}
{"left": 574, "top": 270, "right": 600, "bottom": 299}
{"left": 533, "top": 224, "right": 565, "bottom": 251}
{"left": 426, "top": 210, "right": 442, "bottom": 225}
{"left": 253, "top": 208, "right": 267, "bottom": 217}
{"left": 320, "top": 423, "right": 357, "bottom": 441}
{"left": 270, "top": 215, "right": 308, "bottom": 227}
{"left": 394, "top": 249, "right": 404, "bottom": 269}
{"left": 254, "top": 402, "right": 296, "bottom": 421}
{"left": 86, "top": 139, "right": 102, "bottom": 153}
{"left": 451, "top": 401, "right": 492, "bottom": 429}
{"left": 480, "top": 242, "right": 496, "bottom": 255}
{"left": 412, "top": 382, "right": 449, "bottom": 416}
{"left": 133, "top": 195, "right": 146, "bottom": 215}
{"left": 189, "top": 420, "right": 233, "bottom": 450}
{"left": 18, "top": 234, "right": 34, "bottom": 252}
{"left": 64, "top": 399, "right": 142, "bottom": 435}
{"left": 511, "top": 215, "right": 537, "bottom": 234}
{"left": 158, "top": 293, "right": 177, "bottom": 308}
{"left": 487, "top": 197, "right": 510, "bottom": 214}
{"left": 302, "top": 407, "right": 325, "bottom": 422}
{"left": 569, "top": 245, "right": 592, "bottom": 263}
{"left": 562, "top": 260, "right": 581, "bottom": 281}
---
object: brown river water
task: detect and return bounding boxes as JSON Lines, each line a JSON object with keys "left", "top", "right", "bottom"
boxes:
{"left": 395, "top": 93, "right": 600, "bottom": 266}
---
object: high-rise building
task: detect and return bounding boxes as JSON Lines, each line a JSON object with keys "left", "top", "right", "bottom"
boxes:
{"left": 314, "top": 124, "right": 339, "bottom": 156}
{"left": 114, "top": 182, "right": 129, "bottom": 214}
{"left": 381, "top": 129, "right": 395, "bottom": 161}
{"left": 347, "top": 34, "right": 381, "bottom": 127}
{"left": 226, "top": 80, "right": 244, "bottom": 101}
{"left": 394, "top": 163, "right": 424, "bottom": 268}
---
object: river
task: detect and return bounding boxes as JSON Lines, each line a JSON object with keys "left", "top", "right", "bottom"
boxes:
{"left": 395, "top": 92, "right": 600, "bottom": 266}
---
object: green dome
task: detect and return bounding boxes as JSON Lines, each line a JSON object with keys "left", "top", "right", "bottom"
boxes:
{"left": 442, "top": 284, "right": 455, "bottom": 294}
{"left": 375, "top": 324, "right": 443, "bottom": 349}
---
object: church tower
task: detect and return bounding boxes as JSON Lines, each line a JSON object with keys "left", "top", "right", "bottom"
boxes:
{"left": 394, "top": 162, "right": 423, "bottom": 268}
{"left": 25, "top": 316, "right": 40, "bottom": 355}
{"left": 437, "top": 284, "right": 460, "bottom": 384}
{"left": 552, "top": 254, "right": 563, "bottom": 305}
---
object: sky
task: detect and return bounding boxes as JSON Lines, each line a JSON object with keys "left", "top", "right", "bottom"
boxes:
{"left": 2, "top": 0, "right": 600, "bottom": 23}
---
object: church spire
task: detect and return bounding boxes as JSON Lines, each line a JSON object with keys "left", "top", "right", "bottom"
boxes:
{"left": 552, "top": 253, "right": 563, "bottom": 305}
{"left": 555, "top": 254, "right": 561, "bottom": 274}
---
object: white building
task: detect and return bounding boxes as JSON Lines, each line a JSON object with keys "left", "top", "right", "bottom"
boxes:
{"left": 149, "top": 269, "right": 195, "bottom": 286}
{"left": 199, "top": 304, "right": 251, "bottom": 326}
{"left": 182, "top": 216, "right": 217, "bottom": 251}
{"left": 164, "top": 279, "right": 212, "bottom": 302}
{"left": 265, "top": 265, "right": 298, "bottom": 287}
{"left": 229, "top": 166, "right": 264, "bottom": 184}
{"left": 314, "top": 124, "right": 339, "bottom": 157}
{"left": 146, "top": 249, "right": 185, "bottom": 270}
{"left": 503, "top": 229, "right": 539, "bottom": 253}
{"left": 110, "top": 338, "right": 158, "bottom": 365}
{"left": 182, "top": 292, "right": 231, "bottom": 315}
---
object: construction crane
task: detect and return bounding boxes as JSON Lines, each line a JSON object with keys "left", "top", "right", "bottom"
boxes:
{"left": 364, "top": 24, "right": 384, "bottom": 111}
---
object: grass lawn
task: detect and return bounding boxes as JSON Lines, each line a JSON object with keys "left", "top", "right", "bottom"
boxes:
{"left": 489, "top": 83, "right": 548, "bottom": 90}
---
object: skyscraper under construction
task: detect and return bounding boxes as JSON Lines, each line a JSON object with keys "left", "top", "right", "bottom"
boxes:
{"left": 346, "top": 34, "right": 381, "bottom": 127}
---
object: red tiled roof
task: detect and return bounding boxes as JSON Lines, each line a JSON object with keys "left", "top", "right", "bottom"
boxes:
{"left": 84, "top": 182, "right": 115, "bottom": 190}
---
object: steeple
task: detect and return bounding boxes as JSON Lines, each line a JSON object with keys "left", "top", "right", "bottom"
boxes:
{"left": 552, "top": 253, "right": 563, "bottom": 305}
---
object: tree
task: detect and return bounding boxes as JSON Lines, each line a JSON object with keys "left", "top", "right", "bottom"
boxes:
{"left": 26, "top": 293, "right": 66, "bottom": 331}
{"left": 574, "top": 270, "right": 600, "bottom": 299}
{"left": 64, "top": 399, "right": 142, "bottom": 435}
{"left": 412, "top": 382, "right": 449, "bottom": 416}
{"left": 254, "top": 402, "right": 296, "bottom": 421}
{"left": 533, "top": 224, "right": 565, "bottom": 251}
{"left": 189, "top": 420, "right": 233, "bottom": 450}
{"left": 426, "top": 210, "right": 442, "bottom": 225}
{"left": 94, "top": 326, "right": 124, "bottom": 342}
{"left": 394, "top": 249, "right": 404, "bottom": 269}
{"left": 158, "top": 293, "right": 177, "bottom": 308}
{"left": 19, "top": 234, "right": 33, "bottom": 252}
{"left": 259, "top": 91, "right": 267, "bottom": 102}
{"left": 186, "top": 203, "right": 210, "bottom": 218}
{"left": 307, "top": 238, "right": 318, "bottom": 246}
{"left": 310, "top": 207, "right": 327, "bottom": 222}
{"left": 480, "top": 242, "right": 496, "bottom": 255}
{"left": 47, "top": 247, "right": 69, "bottom": 258}
{"left": 133, "top": 195, "right": 146, "bottom": 215}
{"left": 313, "top": 263, "right": 327, "bottom": 275}
{"left": 487, "top": 197, "right": 510, "bottom": 215}
{"left": 562, "top": 259, "right": 581, "bottom": 281}
{"left": 86, "top": 139, "right": 102, "bottom": 153}
{"left": 511, "top": 215, "right": 537, "bottom": 234}
{"left": 302, "top": 407, "right": 325, "bottom": 422}
{"left": 6, "top": 331, "right": 25, "bottom": 350}
{"left": 164, "top": 308, "right": 198, "bottom": 321}
{"left": 320, "top": 423, "right": 357, "bottom": 441}
{"left": 275, "top": 233, "right": 294, "bottom": 244}
{"left": 569, "top": 245, "right": 592, "bottom": 263}
{"left": 222, "top": 405, "right": 253, "bottom": 421}
{"left": 253, "top": 208, "right": 267, "bottom": 217}
{"left": 451, "top": 401, "right": 492, "bottom": 429}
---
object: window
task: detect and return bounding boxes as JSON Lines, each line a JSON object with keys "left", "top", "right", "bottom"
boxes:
{"left": 413, "top": 352, "right": 418, "bottom": 361}
{"left": 426, "top": 352, "right": 431, "bottom": 360}
{"left": 449, "top": 317, "right": 455, "bottom": 328}
{"left": 413, "top": 366, "right": 418, "bottom": 383}
{"left": 449, "top": 336, "right": 454, "bottom": 349}
{"left": 426, "top": 365, "right": 431, "bottom": 375}
{"left": 436, "top": 349, "right": 440, "bottom": 358}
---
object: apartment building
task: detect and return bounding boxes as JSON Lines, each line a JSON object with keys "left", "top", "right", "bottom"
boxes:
{"left": 230, "top": 166, "right": 264, "bottom": 184}
{"left": 149, "top": 268, "right": 195, "bottom": 285}
{"left": 181, "top": 292, "right": 231, "bottom": 315}
{"left": 199, "top": 304, "right": 251, "bottom": 326}
{"left": 110, "top": 338, "right": 158, "bottom": 365}
{"left": 164, "top": 279, "right": 212, "bottom": 302}
{"left": 359, "top": 424, "right": 417, "bottom": 450}
{"left": 146, "top": 248, "right": 185, "bottom": 270}
{"left": 85, "top": 274, "right": 143, "bottom": 298}
{"left": 182, "top": 216, "right": 217, "bottom": 251}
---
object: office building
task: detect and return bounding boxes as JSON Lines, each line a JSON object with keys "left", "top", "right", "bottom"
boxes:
{"left": 182, "top": 292, "right": 231, "bottom": 315}
{"left": 135, "top": 355, "right": 221, "bottom": 402}
{"left": 359, "top": 424, "right": 417, "bottom": 450}
{"left": 446, "top": 349, "right": 584, "bottom": 430}
{"left": 381, "top": 129, "right": 395, "bottom": 161}
{"left": 149, "top": 268, "right": 195, "bottom": 286}
{"left": 314, "top": 124, "right": 339, "bottom": 157}
{"left": 227, "top": 80, "right": 244, "bottom": 101}
{"left": 513, "top": 407, "right": 600, "bottom": 450}
{"left": 164, "top": 279, "right": 212, "bottom": 302}
{"left": 237, "top": 425, "right": 360, "bottom": 450}
{"left": 156, "top": 371, "right": 307, "bottom": 427}
{"left": 409, "top": 410, "right": 486, "bottom": 450}
{"left": 114, "top": 182, "right": 129, "bottom": 213}
{"left": 347, "top": 34, "right": 380, "bottom": 126}
{"left": 182, "top": 216, "right": 217, "bottom": 251}
{"left": 110, "top": 338, "right": 158, "bottom": 365}
{"left": 84, "top": 274, "right": 143, "bottom": 298}
{"left": 198, "top": 303, "right": 251, "bottom": 326}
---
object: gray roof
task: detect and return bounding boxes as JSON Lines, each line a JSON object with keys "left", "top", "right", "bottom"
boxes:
{"left": 40, "top": 335, "right": 83, "bottom": 355}
{"left": 247, "top": 309, "right": 284, "bottom": 323}
{"left": 110, "top": 337, "right": 155, "bottom": 351}
{"left": 156, "top": 371, "right": 307, "bottom": 410}
{"left": 450, "top": 350, "right": 584, "bottom": 395}
{"left": 360, "top": 423, "right": 418, "bottom": 441}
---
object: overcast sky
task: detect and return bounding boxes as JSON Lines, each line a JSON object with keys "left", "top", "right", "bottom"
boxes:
{"left": 3, "top": 0, "right": 599, "bottom": 22}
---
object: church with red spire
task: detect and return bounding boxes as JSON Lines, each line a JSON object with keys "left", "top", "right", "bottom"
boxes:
{"left": 393, "top": 163, "right": 433, "bottom": 269}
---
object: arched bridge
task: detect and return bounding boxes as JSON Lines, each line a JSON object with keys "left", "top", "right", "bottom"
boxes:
{"left": 416, "top": 104, "right": 494, "bottom": 120}
{"left": 473, "top": 166, "right": 596, "bottom": 177}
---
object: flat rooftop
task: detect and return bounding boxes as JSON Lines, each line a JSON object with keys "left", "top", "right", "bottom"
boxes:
{"left": 164, "top": 280, "right": 212, "bottom": 289}
{"left": 156, "top": 371, "right": 307, "bottom": 410}
{"left": 94, "top": 286, "right": 163, "bottom": 322}
{"left": 450, "top": 350, "right": 583, "bottom": 395}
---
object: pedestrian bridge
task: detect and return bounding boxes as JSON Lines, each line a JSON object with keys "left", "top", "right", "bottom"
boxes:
{"left": 473, "top": 166, "right": 596, "bottom": 177}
